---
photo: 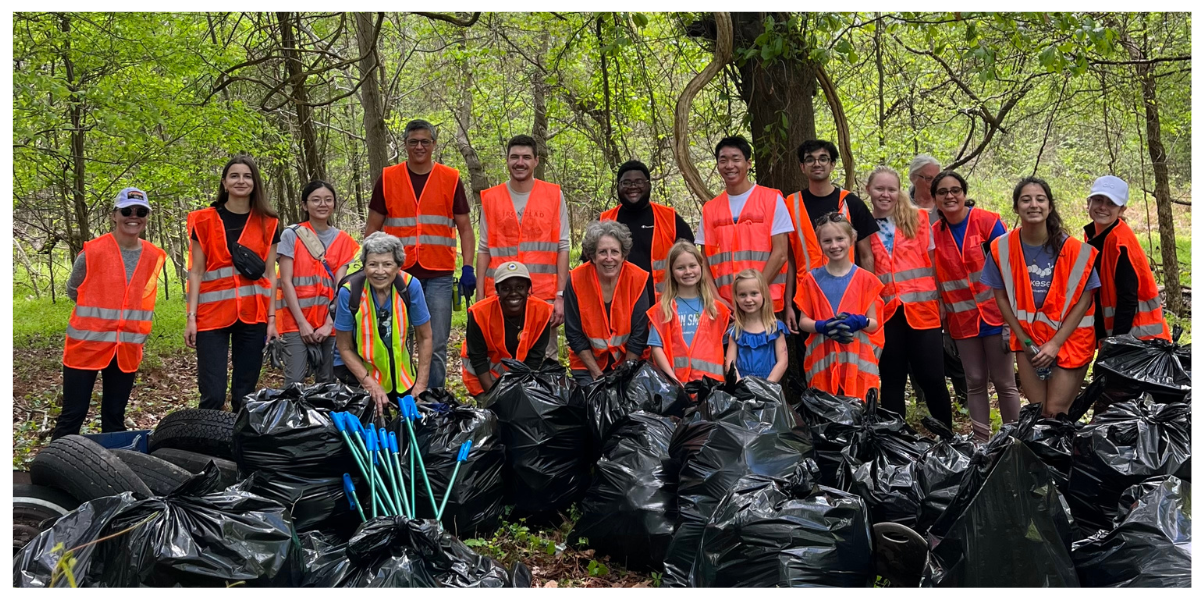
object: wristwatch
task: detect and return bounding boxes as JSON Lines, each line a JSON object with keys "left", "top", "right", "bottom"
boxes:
{"left": 556, "top": 291, "right": 565, "bottom": 298}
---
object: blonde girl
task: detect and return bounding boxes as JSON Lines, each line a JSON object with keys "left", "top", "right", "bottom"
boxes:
{"left": 725, "top": 269, "right": 789, "bottom": 382}
{"left": 646, "top": 241, "right": 731, "bottom": 385}
{"left": 795, "top": 213, "right": 884, "bottom": 398}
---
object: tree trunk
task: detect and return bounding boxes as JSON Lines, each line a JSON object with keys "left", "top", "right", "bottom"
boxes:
{"left": 278, "top": 12, "right": 325, "bottom": 182}
{"left": 451, "top": 35, "right": 489, "bottom": 206}
{"left": 531, "top": 67, "right": 550, "bottom": 181}
{"left": 354, "top": 12, "right": 389, "bottom": 183}
{"left": 60, "top": 14, "right": 89, "bottom": 257}
{"left": 729, "top": 13, "right": 816, "bottom": 195}
{"left": 1122, "top": 26, "right": 1183, "bottom": 316}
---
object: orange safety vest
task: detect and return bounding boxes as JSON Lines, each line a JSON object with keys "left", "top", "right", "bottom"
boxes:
{"left": 871, "top": 210, "right": 940, "bottom": 329}
{"left": 1086, "top": 219, "right": 1171, "bottom": 342}
{"left": 63, "top": 234, "right": 166, "bottom": 373}
{"left": 797, "top": 267, "right": 884, "bottom": 399}
{"left": 785, "top": 188, "right": 855, "bottom": 296}
{"left": 275, "top": 224, "right": 360, "bottom": 334}
{"left": 600, "top": 202, "right": 677, "bottom": 300}
{"left": 567, "top": 261, "right": 650, "bottom": 372}
{"left": 187, "top": 207, "right": 278, "bottom": 330}
{"left": 646, "top": 298, "right": 731, "bottom": 383}
{"left": 992, "top": 229, "right": 1097, "bottom": 369}
{"left": 702, "top": 185, "right": 787, "bottom": 312}
{"left": 933, "top": 208, "right": 1005, "bottom": 339}
{"left": 460, "top": 295, "right": 553, "bottom": 396}
{"left": 481, "top": 180, "right": 562, "bottom": 301}
{"left": 381, "top": 162, "right": 460, "bottom": 271}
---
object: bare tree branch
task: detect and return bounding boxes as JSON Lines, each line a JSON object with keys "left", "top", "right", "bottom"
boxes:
{"left": 412, "top": 12, "right": 481, "bottom": 28}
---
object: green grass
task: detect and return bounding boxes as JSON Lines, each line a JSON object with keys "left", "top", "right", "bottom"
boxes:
{"left": 1137, "top": 231, "right": 1192, "bottom": 288}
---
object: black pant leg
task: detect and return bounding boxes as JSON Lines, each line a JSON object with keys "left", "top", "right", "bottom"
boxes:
{"left": 98, "top": 356, "right": 136, "bottom": 433}
{"left": 909, "top": 326, "right": 954, "bottom": 428}
{"left": 878, "top": 309, "right": 911, "bottom": 418}
{"left": 195, "top": 327, "right": 231, "bottom": 410}
{"left": 942, "top": 333, "right": 970, "bottom": 404}
{"left": 228, "top": 321, "right": 267, "bottom": 412}
{"left": 53, "top": 364, "right": 100, "bottom": 439}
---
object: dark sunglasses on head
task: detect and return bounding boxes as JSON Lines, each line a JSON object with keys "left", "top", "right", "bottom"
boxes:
{"left": 118, "top": 206, "right": 149, "bottom": 218}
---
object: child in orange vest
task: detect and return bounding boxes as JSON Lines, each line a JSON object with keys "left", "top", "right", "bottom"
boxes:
{"left": 795, "top": 213, "right": 884, "bottom": 399}
{"left": 647, "top": 240, "right": 731, "bottom": 385}
{"left": 725, "top": 270, "right": 789, "bottom": 382}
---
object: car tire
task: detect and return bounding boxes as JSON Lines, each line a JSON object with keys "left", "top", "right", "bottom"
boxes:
{"left": 111, "top": 449, "right": 194, "bottom": 496}
{"left": 148, "top": 409, "right": 236, "bottom": 459}
{"left": 13, "top": 484, "right": 80, "bottom": 554}
{"left": 149, "top": 448, "right": 240, "bottom": 489}
{"left": 30, "top": 435, "right": 153, "bottom": 502}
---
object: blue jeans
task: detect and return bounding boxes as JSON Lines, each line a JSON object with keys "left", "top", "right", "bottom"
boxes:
{"left": 418, "top": 275, "right": 454, "bottom": 390}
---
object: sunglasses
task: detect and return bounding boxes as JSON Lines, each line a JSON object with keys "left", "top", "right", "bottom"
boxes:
{"left": 118, "top": 206, "right": 149, "bottom": 218}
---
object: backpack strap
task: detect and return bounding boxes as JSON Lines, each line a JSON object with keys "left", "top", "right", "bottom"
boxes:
{"left": 291, "top": 224, "right": 336, "bottom": 281}
{"left": 345, "top": 270, "right": 413, "bottom": 316}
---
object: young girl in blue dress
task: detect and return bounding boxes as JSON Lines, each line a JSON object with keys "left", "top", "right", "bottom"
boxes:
{"left": 724, "top": 269, "right": 789, "bottom": 382}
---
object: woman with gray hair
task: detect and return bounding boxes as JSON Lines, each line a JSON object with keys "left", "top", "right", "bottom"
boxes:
{"left": 563, "top": 220, "right": 653, "bottom": 385}
{"left": 333, "top": 232, "right": 433, "bottom": 410}
{"left": 908, "top": 154, "right": 941, "bottom": 216}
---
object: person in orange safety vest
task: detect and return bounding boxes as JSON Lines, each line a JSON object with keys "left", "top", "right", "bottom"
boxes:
{"left": 1082, "top": 175, "right": 1171, "bottom": 344}
{"left": 185, "top": 155, "right": 280, "bottom": 413}
{"left": 56, "top": 187, "right": 166, "bottom": 439}
{"left": 461, "top": 261, "right": 554, "bottom": 396}
{"left": 647, "top": 240, "right": 732, "bottom": 386}
{"left": 983, "top": 177, "right": 1100, "bottom": 418}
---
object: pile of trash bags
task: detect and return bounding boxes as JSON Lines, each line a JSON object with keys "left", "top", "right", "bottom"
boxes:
{"left": 570, "top": 411, "right": 678, "bottom": 571}
{"left": 1070, "top": 475, "right": 1192, "bottom": 587}
{"left": 836, "top": 395, "right": 932, "bottom": 529}
{"left": 583, "top": 361, "right": 689, "bottom": 451}
{"left": 298, "top": 515, "right": 527, "bottom": 587}
{"left": 662, "top": 376, "right": 813, "bottom": 587}
{"left": 400, "top": 390, "right": 505, "bottom": 538}
{"left": 15, "top": 466, "right": 301, "bottom": 587}
{"left": 911, "top": 417, "right": 976, "bottom": 534}
{"left": 1066, "top": 396, "right": 1191, "bottom": 536}
{"left": 1076, "top": 334, "right": 1191, "bottom": 413}
{"left": 479, "top": 359, "right": 590, "bottom": 516}
{"left": 233, "top": 382, "right": 378, "bottom": 535}
{"left": 691, "top": 459, "right": 874, "bottom": 587}
{"left": 794, "top": 386, "right": 865, "bottom": 487}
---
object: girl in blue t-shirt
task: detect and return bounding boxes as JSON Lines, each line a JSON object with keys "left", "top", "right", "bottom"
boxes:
{"left": 725, "top": 269, "right": 789, "bottom": 382}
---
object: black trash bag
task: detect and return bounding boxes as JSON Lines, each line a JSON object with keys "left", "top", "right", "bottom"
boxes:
{"left": 391, "top": 389, "right": 505, "bottom": 538}
{"left": 1070, "top": 475, "right": 1191, "bottom": 587}
{"left": 1066, "top": 395, "right": 1191, "bottom": 537}
{"left": 913, "top": 416, "right": 976, "bottom": 534}
{"left": 999, "top": 402, "right": 1081, "bottom": 493}
{"left": 794, "top": 386, "right": 865, "bottom": 487}
{"left": 570, "top": 411, "right": 678, "bottom": 571}
{"left": 922, "top": 428, "right": 1078, "bottom": 587}
{"left": 479, "top": 359, "right": 590, "bottom": 515}
{"left": 233, "top": 382, "right": 376, "bottom": 533}
{"left": 692, "top": 459, "right": 874, "bottom": 587}
{"left": 15, "top": 465, "right": 302, "bottom": 587}
{"left": 661, "top": 376, "right": 814, "bottom": 587}
{"left": 837, "top": 393, "right": 932, "bottom": 528}
{"left": 1089, "top": 334, "right": 1191, "bottom": 410}
{"left": 299, "top": 516, "right": 520, "bottom": 587}
{"left": 584, "top": 361, "right": 689, "bottom": 453}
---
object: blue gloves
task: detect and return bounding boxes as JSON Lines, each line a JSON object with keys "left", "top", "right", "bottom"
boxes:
{"left": 459, "top": 265, "right": 476, "bottom": 299}
{"left": 814, "top": 318, "right": 838, "bottom": 335}
{"left": 839, "top": 313, "right": 869, "bottom": 333}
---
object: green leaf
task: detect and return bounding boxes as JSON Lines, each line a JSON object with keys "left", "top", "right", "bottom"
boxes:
{"left": 587, "top": 559, "right": 609, "bottom": 577}
{"left": 631, "top": 12, "right": 648, "bottom": 28}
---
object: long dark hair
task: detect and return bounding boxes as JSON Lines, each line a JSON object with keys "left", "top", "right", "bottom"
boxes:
{"left": 930, "top": 170, "right": 968, "bottom": 225}
{"left": 215, "top": 155, "right": 277, "bottom": 218}
{"left": 1011, "top": 176, "right": 1066, "bottom": 255}
{"left": 299, "top": 180, "right": 337, "bottom": 224}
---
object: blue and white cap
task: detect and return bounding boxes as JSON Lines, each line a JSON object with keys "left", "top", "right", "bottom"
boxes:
{"left": 114, "top": 187, "right": 151, "bottom": 211}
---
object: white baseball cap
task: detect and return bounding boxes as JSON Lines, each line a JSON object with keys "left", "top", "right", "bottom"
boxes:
{"left": 114, "top": 187, "right": 151, "bottom": 211}
{"left": 1088, "top": 176, "right": 1129, "bottom": 207}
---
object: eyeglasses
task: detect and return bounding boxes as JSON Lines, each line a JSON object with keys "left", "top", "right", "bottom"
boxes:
{"left": 914, "top": 174, "right": 935, "bottom": 182}
{"left": 936, "top": 187, "right": 964, "bottom": 197}
{"left": 118, "top": 206, "right": 149, "bottom": 218}
{"left": 306, "top": 197, "right": 335, "bottom": 205}
{"left": 406, "top": 139, "right": 433, "bottom": 148}
{"left": 618, "top": 178, "right": 649, "bottom": 188}
{"left": 803, "top": 155, "right": 833, "bottom": 165}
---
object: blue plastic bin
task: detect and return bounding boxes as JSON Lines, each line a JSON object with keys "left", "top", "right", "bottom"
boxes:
{"left": 82, "top": 429, "right": 152, "bottom": 454}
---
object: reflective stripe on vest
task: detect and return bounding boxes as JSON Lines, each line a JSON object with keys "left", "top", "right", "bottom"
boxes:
{"left": 481, "top": 180, "right": 562, "bottom": 301}
{"left": 380, "top": 162, "right": 459, "bottom": 271}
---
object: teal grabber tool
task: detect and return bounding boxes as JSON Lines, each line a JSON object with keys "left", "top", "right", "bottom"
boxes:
{"left": 331, "top": 412, "right": 368, "bottom": 479}
{"left": 372, "top": 424, "right": 403, "bottom": 516}
{"left": 387, "top": 430, "right": 411, "bottom": 518}
{"left": 399, "top": 395, "right": 440, "bottom": 515}
{"left": 343, "top": 473, "right": 365, "bottom": 522}
{"left": 364, "top": 426, "right": 400, "bottom": 516}
{"left": 436, "top": 440, "right": 473, "bottom": 523}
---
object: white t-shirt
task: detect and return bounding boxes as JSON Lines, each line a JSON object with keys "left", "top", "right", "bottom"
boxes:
{"left": 694, "top": 184, "right": 794, "bottom": 245}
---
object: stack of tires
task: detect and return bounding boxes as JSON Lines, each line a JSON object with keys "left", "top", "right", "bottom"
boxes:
{"left": 16, "top": 408, "right": 238, "bottom": 554}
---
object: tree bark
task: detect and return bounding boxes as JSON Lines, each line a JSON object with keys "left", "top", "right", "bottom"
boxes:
{"left": 354, "top": 12, "right": 389, "bottom": 183}
{"left": 451, "top": 34, "right": 489, "bottom": 206}
{"left": 60, "top": 14, "right": 89, "bottom": 257}
{"left": 278, "top": 12, "right": 325, "bottom": 182}
{"left": 1122, "top": 27, "right": 1183, "bottom": 316}
{"left": 531, "top": 67, "right": 550, "bottom": 181}
{"left": 674, "top": 12, "right": 732, "bottom": 204}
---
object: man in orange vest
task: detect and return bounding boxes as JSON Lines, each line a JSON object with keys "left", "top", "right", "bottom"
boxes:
{"left": 57, "top": 188, "right": 166, "bottom": 438}
{"left": 365, "top": 119, "right": 476, "bottom": 390}
{"left": 475, "top": 135, "right": 571, "bottom": 356}
{"left": 1083, "top": 175, "right": 1172, "bottom": 343}
{"left": 594, "top": 160, "right": 693, "bottom": 300}
{"left": 697, "top": 135, "right": 793, "bottom": 313}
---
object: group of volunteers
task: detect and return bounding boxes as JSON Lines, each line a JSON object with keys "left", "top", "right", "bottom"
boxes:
{"left": 57, "top": 120, "right": 1171, "bottom": 443}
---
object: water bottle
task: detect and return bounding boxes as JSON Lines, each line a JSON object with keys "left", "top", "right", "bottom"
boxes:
{"left": 1027, "top": 343, "right": 1054, "bottom": 380}
{"left": 452, "top": 278, "right": 462, "bottom": 312}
